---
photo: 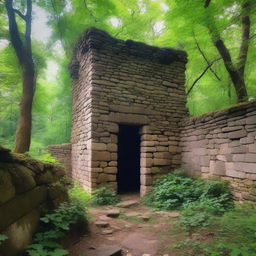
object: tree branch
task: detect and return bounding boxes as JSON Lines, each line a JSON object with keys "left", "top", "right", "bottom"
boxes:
{"left": 13, "top": 8, "right": 27, "bottom": 21}
{"left": 187, "top": 58, "right": 221, "bottom": 95}
{"left": 193, "top": 34, "right": 221, "bottom": 81}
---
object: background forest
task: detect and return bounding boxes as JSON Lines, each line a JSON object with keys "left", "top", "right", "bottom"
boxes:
{"left": 0, "top": 0, "right": 256, "bottom": 156}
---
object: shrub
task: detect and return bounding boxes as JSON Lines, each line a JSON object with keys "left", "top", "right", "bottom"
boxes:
{"left": 143, "top": 170, "right": 233, "bottom": 211}
{"left": 91, "top": 187, "right": 119, "bottom": 205}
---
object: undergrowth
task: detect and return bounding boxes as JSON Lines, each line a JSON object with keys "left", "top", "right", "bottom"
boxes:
{"left": 26, "top": 184, "right": 89, "bottom": 256}
{"left": 91, "top": 186, "right": 119, "bottom": 205}
{"left": 173, "top": 204, "right": 256, "bottom": 256}
{"left": 143, "top": 169, "right": 233, "bottom": 212}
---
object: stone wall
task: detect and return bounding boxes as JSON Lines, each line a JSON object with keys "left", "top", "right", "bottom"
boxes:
{"left": 180, "top": 101, "right": 256, "bottom": 201}
{"left": 48, "top": 143, "right": 72, "bottom": 177}
{"left": 69, "top": 28, "right": 187, "bottom": 195}
{"left": 0, "top": 147, "right": 68, "bottom": 256}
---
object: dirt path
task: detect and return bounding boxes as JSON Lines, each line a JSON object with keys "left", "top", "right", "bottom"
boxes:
{"left": 68, "top": 194, "right": 180, "bottom": 256}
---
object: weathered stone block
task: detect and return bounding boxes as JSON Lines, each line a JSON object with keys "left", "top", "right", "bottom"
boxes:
{"left": 153, "top": 158, "right": 170, "bottom": 166}
{"left": 104, "top": 167, "right": 117, "bottom": 174}
{"left": 228, "top": 130, "right": 247, "bottom": 139}
{"left": 140, "top": 158, "right": 153, "bottom": 167}
{"left": 209, "top": 161, "right": 226, "bottom": 175}
{"left": 91, "top": 151, "right": 111, "bottom": 161}
{"left": 140, "top": 175, "right": 152, "bottom": 186}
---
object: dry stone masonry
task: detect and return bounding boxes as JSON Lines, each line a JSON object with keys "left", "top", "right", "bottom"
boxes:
{"left": 180, "top": 101, "right": 256, "bottom": 201}
{"left": 49, "top": 27, "right": 256, "bottom": 201}
{"left": 48, "top": 143, "right": 72, "bottom": 176}
{"left": 69, "top": 28, "right": 187, "bottom": 195}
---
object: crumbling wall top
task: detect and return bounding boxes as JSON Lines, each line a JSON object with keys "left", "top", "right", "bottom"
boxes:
{"left": 70, "top": 27, "right": 187, "bottom": 79}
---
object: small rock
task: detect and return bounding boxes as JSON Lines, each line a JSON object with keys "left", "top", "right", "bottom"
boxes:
{"left": 106, "top": 209, "right": 121, "bottom": 218}
{"left": 101, "top": 228, "right": 113, "bottom": 235}
{"left": 95, "top": 221, "right": 109, "bottom": 228}
{"left": 125, "top": 211, "right": 140, "bottom": 217}
{"left": 117, "top": 200, "right": 138, "bottom": 208}
{"left": 142, "top": 254, "right": 152, "bottom": 256}
{"left": 99, "top": 215, "right": 112, "bottom": 221}
{"left": 168, "top": 211, "right": 180, "bottom": 218}
{"left": 141, "top": 214, "right": 151, "bottom": 221}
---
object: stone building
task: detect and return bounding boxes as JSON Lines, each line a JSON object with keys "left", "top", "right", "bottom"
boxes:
{"left": 49, "top": 27, "right": 256, "bottom": 200}
{"left": 67, "top": 28, "right": 187, "bottom": 195}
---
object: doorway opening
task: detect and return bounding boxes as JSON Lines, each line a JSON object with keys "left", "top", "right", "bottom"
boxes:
{"left": 117, "top": 125, "right": 141, "bottom": 193}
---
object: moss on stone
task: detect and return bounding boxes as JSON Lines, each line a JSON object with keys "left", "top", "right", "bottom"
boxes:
{"left": 8, "top": 164, "right": 36, "bottom": 194}
{"left": 0, "top": 168, "right": 15, "bottom": 204}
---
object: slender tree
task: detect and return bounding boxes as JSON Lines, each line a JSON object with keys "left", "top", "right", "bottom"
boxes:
{"left": 5, "top": 0, "right": 35, "bottom": 153}
{"left": 205, "top": 0, "right": 251, "bottom": 102}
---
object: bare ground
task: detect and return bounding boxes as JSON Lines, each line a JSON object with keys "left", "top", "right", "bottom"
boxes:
{"left": 68, "top": 193, "right": 180, "bottom": 256}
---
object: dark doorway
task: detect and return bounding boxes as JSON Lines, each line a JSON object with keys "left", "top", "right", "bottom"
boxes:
{"left": 117, "top": 125, "right": 141, "bottom": 193}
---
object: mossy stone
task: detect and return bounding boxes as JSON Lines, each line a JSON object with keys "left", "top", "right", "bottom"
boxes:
{"left": 0, "top": 186, "right": 47, "bottom": 231}
{"left": 37, "top": 171, "right": 55, "bottom": 184}
{"left": 47, "top": 182, "right": 68, "bottom": 207}
{"left": 8, "top": 164, "right": 36, "bottom": 194}
{"left": 0, "top": 168, "right": 15, "bottom": 204}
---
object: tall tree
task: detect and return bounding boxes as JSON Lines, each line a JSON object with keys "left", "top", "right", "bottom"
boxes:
{"left": 5, "top": 0, "right": 35, "bottom": 153}
{"left": 167, "top": 0, "right": 255, "bottom": 103}
{"left": 205, "top": 0, "right": 251, "bottom": 102}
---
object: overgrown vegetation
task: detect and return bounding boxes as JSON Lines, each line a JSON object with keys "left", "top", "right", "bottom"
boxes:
{"left": 26, "top": 184, "right": 89, "bottom": 256}
{"left": 91, "top": 186, "right": 120, "bottom": 206}
{"left": 143, "top": 169, "right": 233, "bottom": 211}
{"left": 146, "top": 170, "right": 256, "bottom": 256}
{"left": 173, "top": 204, "right": 256, "bottom": 256}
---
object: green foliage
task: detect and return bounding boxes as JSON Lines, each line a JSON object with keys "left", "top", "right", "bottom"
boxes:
{"left": 37, "top": 153, "right": 58, "bottom": 163}
{"left": 26, "top": 201, "right": 87, "bottom": 256}
{"left": 0, "top": 234, "right": 7, "bottom": 245}
{"left": 68, "top": 183, "right": 92, "bottom": 207}
{"left": 174, "top": 204, "right": 256, "bottom": 256}
{"left": 143, "top": 170, "right": 233, "bottom": 211}
{"left": 92, "top": 187, "right": 119, "bottom": 206}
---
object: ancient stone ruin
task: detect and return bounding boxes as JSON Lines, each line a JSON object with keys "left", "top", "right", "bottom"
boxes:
{"left": 49, "top": 28, "right": 256, "bottom": 201}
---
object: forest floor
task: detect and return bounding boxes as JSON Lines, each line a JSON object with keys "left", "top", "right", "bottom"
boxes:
{"left": 68, "top": 193, "right": 181, "bottom": 256}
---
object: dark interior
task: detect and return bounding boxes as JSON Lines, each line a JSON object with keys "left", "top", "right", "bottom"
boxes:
{"left": 117, "top": 125, "right": 141, "bottom": 193}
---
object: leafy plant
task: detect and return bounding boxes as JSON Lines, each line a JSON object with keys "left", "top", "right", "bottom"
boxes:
{"left": 173, "top": 204, "right": 256, "bottom": 256}
{"left": 143, "top": 170, "right": 233, "bottom": 211}
{"left": 26, "top": 201, "right": 87, "bottom": 256}
{"left": 0, "top": 234, "right": 7, "bottom": 245}
{"left": 91, "top": 187, "right": 119, "bottom": 206}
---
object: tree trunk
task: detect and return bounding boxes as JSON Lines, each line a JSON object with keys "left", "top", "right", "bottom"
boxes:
{"left": 205, "top": 1, "right": 250, "bottom": 103}
{"left": 14, "top": 67, "right": 35, "bottom": 153}
{"left": 5, "top": 0, "right": 35, "bottom": 153}
{"left": 214, "top": 39, "right": 248, "bottom": 102}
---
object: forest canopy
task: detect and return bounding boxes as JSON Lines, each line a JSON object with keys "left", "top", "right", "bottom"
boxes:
{"left": 0, "top": 0, "right": 255, "bottom": 155}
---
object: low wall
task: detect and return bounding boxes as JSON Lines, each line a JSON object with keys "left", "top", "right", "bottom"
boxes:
{"left": 0, "top": 147, "right": 68, "bottom": 256}
{"left": 48, "top": 143, "right": 72, "bottom": 177}
{"left": 180, "top": 101, "right": 256, "bottom": 201}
